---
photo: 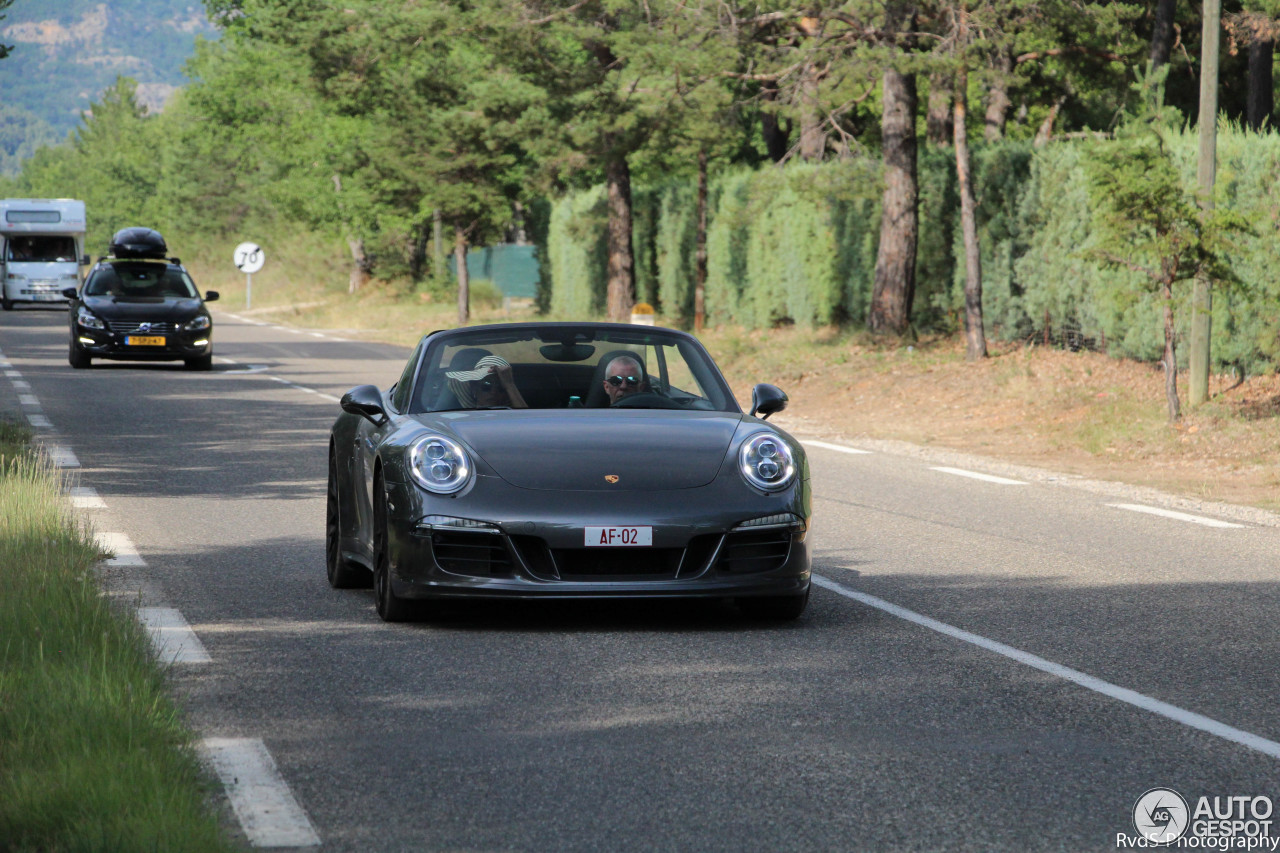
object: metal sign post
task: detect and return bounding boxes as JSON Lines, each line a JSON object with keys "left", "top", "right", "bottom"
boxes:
{"left": 233, "top": 242, "right": 265, "bottom": 310}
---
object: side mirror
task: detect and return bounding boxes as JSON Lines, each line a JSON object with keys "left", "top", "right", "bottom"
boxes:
{"left": 341, "top": 384, "right": 388, "bottom": 425}
{"left": 204, "top": 290, "right": 219, "bottom": 302}
{"left": 749, "top": 383, "right": 788, "bottom": 420}
{"left": 61, "top": 287, "right": 78, "bottom": 300}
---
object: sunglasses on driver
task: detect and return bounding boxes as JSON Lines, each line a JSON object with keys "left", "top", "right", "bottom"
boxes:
{"left": 606, "top": 374, "right": 641, "bottom": 388}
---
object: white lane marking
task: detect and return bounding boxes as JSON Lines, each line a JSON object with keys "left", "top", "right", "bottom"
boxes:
{"left": 267, "top": 374, "right": 341, "bottom": 403}
{"left": 18, "top": 393, "right": 39, "bottom": 407}
{"left": 95, "top": 531, "right": 146, "bottom": 566}
{"left": 308, "top": 332, "right": 325, "bottom": 338}
{"left": 69, "top": 486, "right": 107, "bottom": 509}
{"left": 200, "top": 738, "right": 321, "bottom": 848}
{"left": 46, "top": 445, "right": 80, "bottom": 468}
{"left": 931, "top": 466, "right": 1028, "bottom": 485}
{"left": 813, "top": 574, "right": 1280, "bottom": 760}
{"left": 1107, "top": 503, "right": 1245, "bottom": 529}
{"left": 136, "top": 607, "right": 212, "bottom": 664}
{"left": 26, "top": 413, "right": 51, "bottom": 429}
{"left": 805, "top": 439, "right": 872, "bottom": 455}
{"left": 12, "top": 379, "right": 30, "bottom": 389}
{"left": 4, "top": 370, "right": 20, "bottom": 378}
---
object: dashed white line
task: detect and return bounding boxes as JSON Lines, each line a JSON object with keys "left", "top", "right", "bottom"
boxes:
{"left": 136, "top": 607, "right": 212, "bottom": 664}
{"left": 69, "top": 486, "right": 107, "bottom": 509}
{"left": 46, "top": 445, "right": 80, "bottom": 468}
{"left": 805, "top": 439, "right": 872, "bottom": 455}
{"left": 26, "top": 413, "right": 51, "bottom": 429}
{"left": 813, "top": 574, "right": 1280, "bottom": 760}
{"left": 95, "top": 531, "right": 146, "bottom": 567}
{"left": 200, "top": 738, "right": 321, "bottom": 848}
{"left": 1107, "top": 503, "right": 1245, "bottom": 529}
{"left": 18, "top": 393, "right": 39, "bottom": 407}
{"left": 930, "top": 466, "right": 1027, "bottom": 485}
{"left": 12, "top": 379, "right": 30, "bottom": 389}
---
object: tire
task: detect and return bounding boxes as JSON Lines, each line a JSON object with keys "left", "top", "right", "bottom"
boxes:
{"left": 1, "top": 296, "right": 12, "bottom": 311}
{"left": 184, "top": 353, "right": 213, "bottom": 371}
{"left": 373, "top": 473, "right": 415, "bottom": 622}
{"left": 737, "top": 588, "right": 810, "bottom": 621}
{"left": 326, "top": 451, "right": 372, "bottom": 589}
{"left": 68, "top": 339, "right": 91, "bottom": 369}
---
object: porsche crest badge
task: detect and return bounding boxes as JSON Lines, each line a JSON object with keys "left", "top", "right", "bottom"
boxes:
{"left": 604, "top": 474, "right": 620, "bottom": 484}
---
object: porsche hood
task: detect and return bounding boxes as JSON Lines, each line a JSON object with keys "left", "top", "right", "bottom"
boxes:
{"left": 434, "top": 410, "right": 748, "bottom": 491}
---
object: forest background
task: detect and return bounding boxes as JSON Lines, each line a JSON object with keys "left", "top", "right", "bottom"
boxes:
{"left": 1, "top": 0, "right": 1280, "bottom": 507}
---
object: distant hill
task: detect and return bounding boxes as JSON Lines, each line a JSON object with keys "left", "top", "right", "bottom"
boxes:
{"left": 0, "top": 0, "right": 218, "bottom": 174}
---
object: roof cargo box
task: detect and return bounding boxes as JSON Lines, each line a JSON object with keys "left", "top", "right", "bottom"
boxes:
{"left": 109, "top": 227, "right": 168, "bottom": 259}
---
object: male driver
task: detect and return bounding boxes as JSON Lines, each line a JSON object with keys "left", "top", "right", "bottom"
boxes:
{"left": 601, "top": 355, "right": 647, "bottom": 405}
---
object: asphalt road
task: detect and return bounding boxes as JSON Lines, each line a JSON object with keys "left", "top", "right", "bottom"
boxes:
{"left": 3, "top": 305, "right": 1278, "bottom": 852}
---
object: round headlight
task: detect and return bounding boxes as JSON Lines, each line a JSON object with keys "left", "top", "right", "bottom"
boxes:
{"left": 409, "top": 435, "right": 472, "bottom": 494}
{"left": 738, "top": 432, "right": 797, "bottom": 492}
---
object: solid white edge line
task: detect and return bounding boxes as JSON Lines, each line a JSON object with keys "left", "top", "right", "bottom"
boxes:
{"left": 930, "top": 466, "right": 1028, "bottom": 485}
{"left": 1107, "top": 503, "right": 1245, "bottom": 529}
{"left": 812, "top": 574, "right": 1280, "bottom": 760}
{"left": 136, "top": 607, "right": 212, "bottom": 664}
{"left": 805, "top": 439, "right": 872, "bottom": 455}
{"left": 200, "top": 738, "right": 321, "bottom": 848}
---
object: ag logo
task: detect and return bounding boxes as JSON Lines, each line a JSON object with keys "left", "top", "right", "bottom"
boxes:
{"left": 1133, "top": 788, "right": 1189, "bottom": 844}
{"left": 604, "top": 474, "right": 620, "bottom": 484}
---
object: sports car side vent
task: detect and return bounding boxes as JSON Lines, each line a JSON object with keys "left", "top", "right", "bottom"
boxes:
{"left": 430, "top": 531, "right": 513, "bottom": 577}
{"left": 718, "top": 530, "right": 792, "bottom": 574}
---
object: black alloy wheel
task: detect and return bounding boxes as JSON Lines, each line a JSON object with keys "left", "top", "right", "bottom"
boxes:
{"left": 326, "top": 451, "right": 371, "bottom": 589}
{"left": 68, "top": 335, "right": 91, "bottom": 369}
{"left": 373, "top": 473, "right": 415, "bottom": 622}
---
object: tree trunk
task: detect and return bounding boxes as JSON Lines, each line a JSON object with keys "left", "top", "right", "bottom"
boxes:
{"left": 798, "top": 62, "right": 825, "bottom": 162}
{"left": 1248, "top": 38, "right": 1275, "bottom": 130}
{"left": 604, "top": 155, "right": 635, "bottom": 322}
{"left": 1162, "top": 281, "right": 1180, "bottom": 422}
{"left": 432, "top": 209, "right": 445, "bottom": 282}
{"left": 455, "top": 226, "right": 469, "bottom": 326}
{"left": 347, "top": 237, "right": 369, "bottom": 295}
{"left": 1033, "top": 95, "right": 1067, "bottom": 147}
{"left": 761, "top": 82, "right": 790, "bottom": 162}
{"left": 954, "top": 67, "right": 986, "bottom": 361}
{"left": 926, "top": 72, "right": 953, "bottom": 146}
{"left": 984, "top": 50, "right": 1013, "bottom": 142}
{"left": 694, "top": 148, "right": 708, "bottom": 333}
{"left": 869, "top": 66, "right": 919, "bottom": 336}
{"left": 1149, "top": 0, "right": 1177, "bottom": 71}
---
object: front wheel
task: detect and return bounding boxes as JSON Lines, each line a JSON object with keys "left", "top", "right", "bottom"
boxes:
{"left": 326, "top": 451, "right": 371, "bottom": 589}
{"left": 68, "top": 339, "right": 91, "bottom": 369}
{"left": 1, "top": 296, "right": 12, "bottom": 311}
{"left": 373, "top": 474, "right": 415, "bottom": 622}
{"left": 737, "top": 588, "right": 810, "bottom": 621}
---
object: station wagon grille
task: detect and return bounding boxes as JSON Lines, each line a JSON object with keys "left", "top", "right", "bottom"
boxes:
{"left": 717, "top": 529, "right": 792, "bottom": 574}
{"left": 110, "top": 321, "right": 178, "bottom": 335}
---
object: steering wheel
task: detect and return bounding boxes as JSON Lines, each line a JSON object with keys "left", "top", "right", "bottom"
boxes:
{"left": 612, "top": 391, "right": 685, "bottom": 410}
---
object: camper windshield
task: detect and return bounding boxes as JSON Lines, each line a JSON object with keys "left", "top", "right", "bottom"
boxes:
{"left": 7, "top": 236, "right": 77, "bottom": 263}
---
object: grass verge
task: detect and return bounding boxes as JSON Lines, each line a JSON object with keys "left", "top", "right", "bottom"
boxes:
{"left": 0, "top": 418, "right": 237, "bottom": 852}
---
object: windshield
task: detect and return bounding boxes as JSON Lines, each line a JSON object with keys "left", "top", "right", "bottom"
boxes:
{"left": 410, "top": 325, "right": 738, "bottom": 413}
{"left": 83, "top": 263, "right": 199, "bottom": 298}
{"left": 6, "top": 235, "right": 77, "bottom": 263}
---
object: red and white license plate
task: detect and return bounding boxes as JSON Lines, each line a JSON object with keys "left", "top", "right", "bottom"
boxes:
{"left": 584, "top": 526, "right": 652, "bottom": 547}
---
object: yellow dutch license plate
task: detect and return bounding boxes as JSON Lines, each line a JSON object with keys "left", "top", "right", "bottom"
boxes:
{"left": 125, "top": 335, "right": 166, "bottom": 346}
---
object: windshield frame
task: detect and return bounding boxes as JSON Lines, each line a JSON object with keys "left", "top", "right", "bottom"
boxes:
{"left": 408, "top": 323, "right": 741, "bottom": 415}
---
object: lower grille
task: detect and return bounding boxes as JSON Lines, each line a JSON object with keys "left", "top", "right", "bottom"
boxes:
{"left": 717, "top": 529, "right": 792, "bottom": 574}
{"left": 430, "top": 531, "right": 513, "bottom": 576}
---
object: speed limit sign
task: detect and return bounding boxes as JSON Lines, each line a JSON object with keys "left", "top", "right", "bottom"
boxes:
{"left": 234, "top": 242, "right": 265, "bottom": 274}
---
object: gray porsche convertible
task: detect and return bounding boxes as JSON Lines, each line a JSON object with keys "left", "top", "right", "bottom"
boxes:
{"left": 327, "top": 322, "right": 811, "bottom": 622}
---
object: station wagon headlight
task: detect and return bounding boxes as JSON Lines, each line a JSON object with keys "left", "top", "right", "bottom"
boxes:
{"left": 738, "top": 432, "right": 797, "bottom": 492}
{"left": 76, "top": 307, "right": 104, "bottom": 330}
{"left": 409, "top": 435, "right": 472, "bottom": 494}
{"left": 182, "top": 315, "right": 210, "bottom": 332}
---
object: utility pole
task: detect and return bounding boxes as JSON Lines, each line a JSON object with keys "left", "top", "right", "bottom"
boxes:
{"left": 1190, "top": 0, "right": 1220, "bottom": 406}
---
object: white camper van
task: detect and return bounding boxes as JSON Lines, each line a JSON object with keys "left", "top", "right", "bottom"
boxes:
{"left": 1, "top": 198, "right": 88, "bottom": 310}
